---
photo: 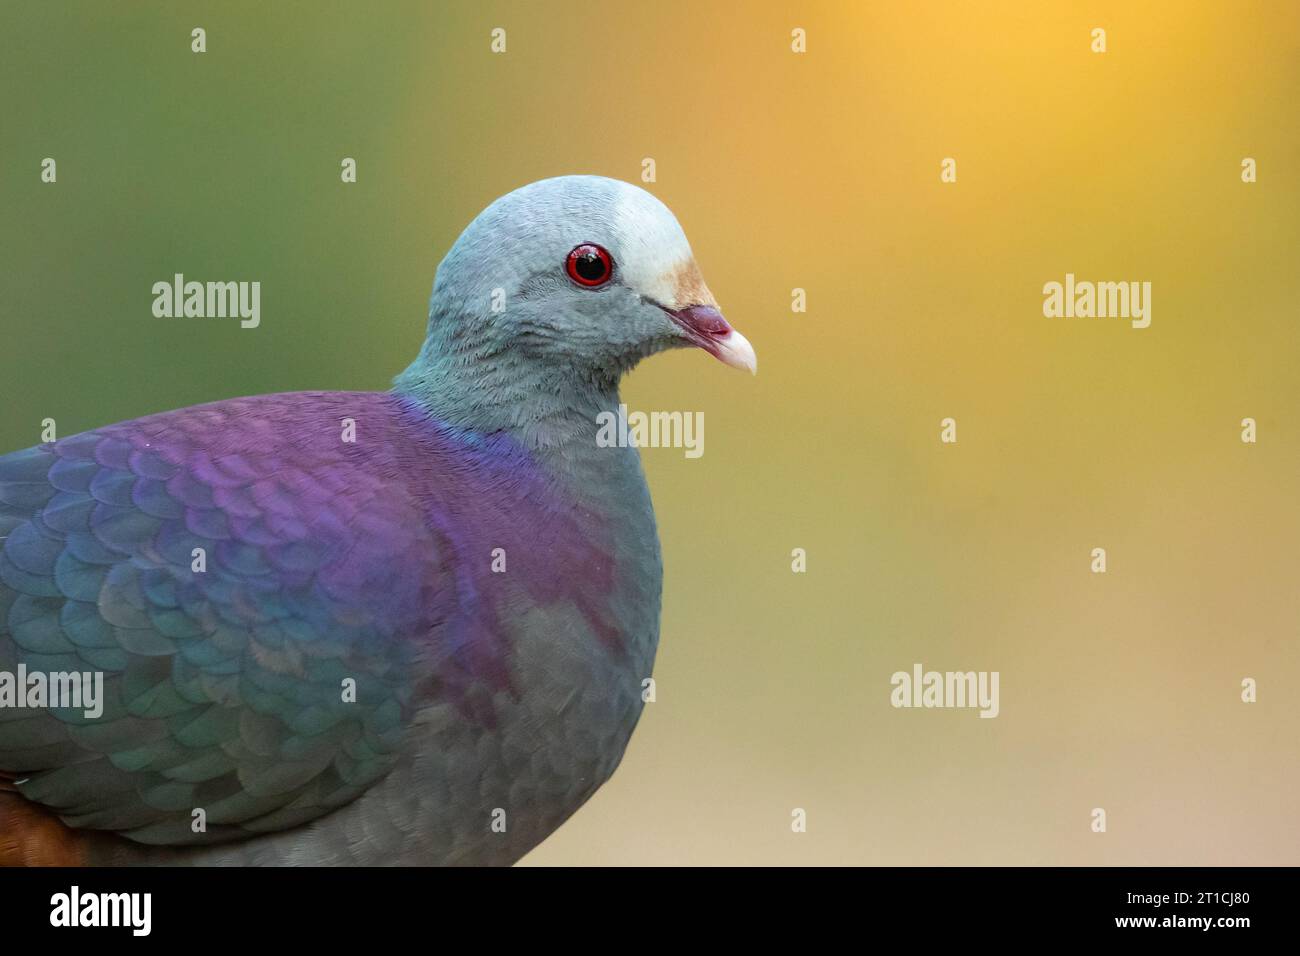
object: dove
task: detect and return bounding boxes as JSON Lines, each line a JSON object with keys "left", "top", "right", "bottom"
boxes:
{"left": 0, "top": 175, "right": 755, "bottom": 865}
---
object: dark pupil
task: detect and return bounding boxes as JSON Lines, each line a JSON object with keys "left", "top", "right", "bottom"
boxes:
{"left": 575, "top": 251, "right": 605, "bottom": 281}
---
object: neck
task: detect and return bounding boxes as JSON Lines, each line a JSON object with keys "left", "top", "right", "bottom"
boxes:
{"left": 392, "top": 327, "right": 621, "bottom": 454}
{"left": 391, "top": 328, "right": 656, "bottom": 537}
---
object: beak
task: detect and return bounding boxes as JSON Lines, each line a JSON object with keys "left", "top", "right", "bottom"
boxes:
{"left": 661, "top": 304, "right": 758, "bottom": 375}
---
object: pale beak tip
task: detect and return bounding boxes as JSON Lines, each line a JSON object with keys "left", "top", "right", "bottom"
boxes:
{"left": 718, "top": 328, "right": 758, "bottom": 375}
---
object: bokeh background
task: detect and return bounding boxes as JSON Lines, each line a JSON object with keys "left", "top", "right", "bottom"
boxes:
{"left": 2, "top": 1, "right": 1297, "bottom": 864}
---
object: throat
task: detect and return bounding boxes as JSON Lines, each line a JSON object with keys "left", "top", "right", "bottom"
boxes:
{"left": 393, "top": 347, "right": 620, "bottom": 453}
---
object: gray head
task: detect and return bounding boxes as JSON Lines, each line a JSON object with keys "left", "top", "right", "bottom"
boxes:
{"left": 395, "top": 176, "right": 755, "bottom": 423}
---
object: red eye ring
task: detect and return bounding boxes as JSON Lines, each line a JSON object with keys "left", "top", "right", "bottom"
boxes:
{"left": 565, "top": 243, "right": 614, "bottom": 287}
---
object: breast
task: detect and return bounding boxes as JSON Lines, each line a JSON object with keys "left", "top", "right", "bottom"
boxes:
{"left": 374, "top": 421, "right": 665, "bottom": 863}
{"left": 393, "top": 438, "right": 664, "bottom": 864}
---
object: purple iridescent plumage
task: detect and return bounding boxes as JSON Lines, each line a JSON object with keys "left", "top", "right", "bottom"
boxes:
{"left": 0, "top": 391, "right": 634, "bottom": 857}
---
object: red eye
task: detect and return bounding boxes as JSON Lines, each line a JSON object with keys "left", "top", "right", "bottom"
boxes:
{"left": 565, "top": 243, "right": 613, "bottom": 287}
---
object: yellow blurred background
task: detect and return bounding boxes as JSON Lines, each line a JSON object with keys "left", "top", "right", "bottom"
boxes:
{"left": 1, "top": 1, "right": 1296, "bottom": 864}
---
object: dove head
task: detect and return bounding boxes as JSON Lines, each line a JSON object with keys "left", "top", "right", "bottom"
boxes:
{"left": 395, "top": 176, "right": 755, "bottom": 432}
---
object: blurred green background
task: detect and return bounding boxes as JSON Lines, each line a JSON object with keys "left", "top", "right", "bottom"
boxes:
{"left": 1, "top": 1, "right": 1297, "bottom": 864}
